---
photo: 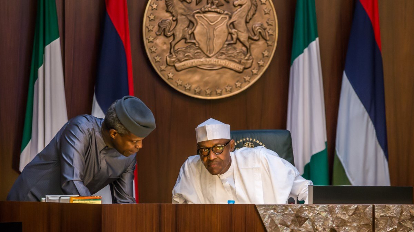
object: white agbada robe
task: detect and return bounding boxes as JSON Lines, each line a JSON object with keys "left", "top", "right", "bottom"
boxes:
{"left": 172, "top": 147, "right": 312, "bottom": 204}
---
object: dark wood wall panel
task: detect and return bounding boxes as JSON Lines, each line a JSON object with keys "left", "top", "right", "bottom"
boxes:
{"left": 379, "top": 0, "right": 414, "bottom": 187}
{"left": 0, "top": 0, "right": 38, "bottom": 200}
{"left": 1, "top": 0, "right": 413, "bottom": 203}
{"left": 63, "top": 0, "right": 105, "bottom": 118}
{"left": 316, "top": 0, "right": 355, "bottom": 176}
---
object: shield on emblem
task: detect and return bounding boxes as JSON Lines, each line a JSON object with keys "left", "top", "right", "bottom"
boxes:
{"left": 194, "top": 12, "right": 229, "bottom": 57}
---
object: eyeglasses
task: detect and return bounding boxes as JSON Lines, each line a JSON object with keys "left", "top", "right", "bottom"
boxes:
{"left": 198, "top": 141, "right": 231, "bottom": 157}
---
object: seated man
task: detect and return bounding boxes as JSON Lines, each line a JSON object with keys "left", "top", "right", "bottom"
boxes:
{"left": 172, "top": 118, "right": 312, "bottom": 204}
{"left": 7, "top": 96, "right": 156, "bottom": 203}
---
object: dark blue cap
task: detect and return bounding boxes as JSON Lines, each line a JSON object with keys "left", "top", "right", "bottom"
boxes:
{"left": 115, "top": 96, "right": 156, "bottom": 137}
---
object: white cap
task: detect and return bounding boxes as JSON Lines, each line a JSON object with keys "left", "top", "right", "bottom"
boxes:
{"left": 195, "top": 118, "right": 230, "bottom": 143}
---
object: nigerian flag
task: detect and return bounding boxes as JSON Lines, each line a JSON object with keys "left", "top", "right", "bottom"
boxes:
{"left": 19, "top": 0, "right": 68, "bottom": 171}
{"left": 287, "top": 0, "right": 329, "bottom": 185}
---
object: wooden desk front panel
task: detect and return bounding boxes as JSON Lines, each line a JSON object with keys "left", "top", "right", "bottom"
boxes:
{"left": 0, "top": 202, "right": 265, "bottom": 232}
{"left": 101, "top": 204, "right": 266, "bottom": 232}
{"left": 0, "top": 201, "right": 102, "bottom": 232}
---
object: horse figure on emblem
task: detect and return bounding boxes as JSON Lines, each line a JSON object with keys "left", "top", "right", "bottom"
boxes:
{"left": 156, "top": 0, "right": 198, "bottom": 58}
{"left": 226, "top": 0, "right": 269, "bottom": 59}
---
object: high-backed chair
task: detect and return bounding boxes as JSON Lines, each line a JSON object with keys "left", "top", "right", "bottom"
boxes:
{"left": 230, "top": 130, "right": 295, "bottom": 166}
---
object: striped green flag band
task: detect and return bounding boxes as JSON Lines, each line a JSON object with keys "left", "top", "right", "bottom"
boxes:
{"left": 20, "top": 0, "right": 68, "bottom": 171}
{"left": 287, "top": 0, "right": 329, "bottom": 185}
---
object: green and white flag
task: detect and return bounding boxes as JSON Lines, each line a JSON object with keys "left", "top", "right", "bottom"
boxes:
{"left": 287, "top": 0, "right": 328, "bottom": 185}
{"left": 19, "top": 0, "right": 68, "bottom": 171}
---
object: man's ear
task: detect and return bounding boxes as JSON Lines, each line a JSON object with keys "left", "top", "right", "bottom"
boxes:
{"left": 109, "top": 129, "right": 118, "bottom": 139}
{"left": 230, "top": 139, "right": 235, "bottom": 152}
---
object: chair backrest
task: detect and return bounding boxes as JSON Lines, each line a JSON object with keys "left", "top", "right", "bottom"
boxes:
{"left": 230, "top": 129, "right": 295, "bottom": 166}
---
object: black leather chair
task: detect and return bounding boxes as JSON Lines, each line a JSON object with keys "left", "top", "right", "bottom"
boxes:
{"left": 230, "top": 130, "right": 295, "bottom": 166}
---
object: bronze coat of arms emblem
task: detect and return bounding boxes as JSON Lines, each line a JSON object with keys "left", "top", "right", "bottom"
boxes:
{"left": 143, "top": 0, "right": 278, "bottom": 99}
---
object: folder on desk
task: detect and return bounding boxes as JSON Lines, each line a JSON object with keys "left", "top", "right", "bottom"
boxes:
{"left": 70, "top": 196, "right": 102, "bottom": 204}
{"left": 308, "top": 185, "right": 413, "bottom": 204}
{"left": 45, "top": 195, "right": 79, "bottom": 203}
{"left": 44, "top": 195, "right": 102, "bottom": 204}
